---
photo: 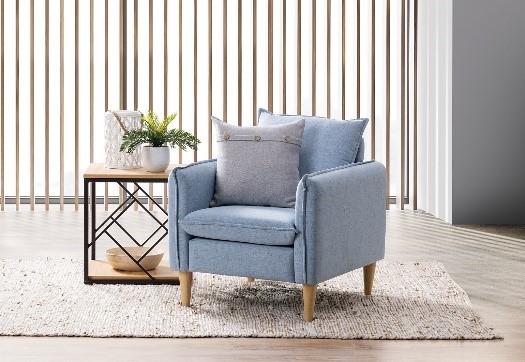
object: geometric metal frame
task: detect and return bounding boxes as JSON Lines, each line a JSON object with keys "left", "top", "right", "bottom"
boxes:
{"left": 83, "top": 177, "right": 177, "bottom": 285}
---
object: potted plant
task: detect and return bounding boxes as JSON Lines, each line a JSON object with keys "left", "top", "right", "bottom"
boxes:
{"left": 120, "top": 111, "right": 200, "bottom": 172}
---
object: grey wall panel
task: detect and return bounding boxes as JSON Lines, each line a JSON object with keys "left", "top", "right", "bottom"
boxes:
{"left": 452, "top": 0, "right": 525, "bottom": 224}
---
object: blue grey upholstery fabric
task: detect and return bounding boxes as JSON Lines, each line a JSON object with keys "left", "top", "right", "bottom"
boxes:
{"left": 258, "top": 108, "right": 368, "bottom": 176}
{"left": 355, "top": 138, "right": 365, "bottom": 162}
{"left": 211, "top": 117, "right": 305, "bottom": 208}
{"left": 179, "top": 205, "right": 297, "bottom": 246}
{"left": 168, "top": 160, "right": 217, "bottom": 271}
{"left": 168, "top": 127, "right": 386, "bottom": 289}
{"left": 189, "top": 238, "right": 295, "bottom": 282}
{"left": 294, "top": 161, "right": 386, "bottom": 284}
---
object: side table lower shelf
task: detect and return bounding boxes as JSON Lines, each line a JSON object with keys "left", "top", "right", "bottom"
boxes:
{"left": 87, "top": 260, "right": 180, "bottom": 284}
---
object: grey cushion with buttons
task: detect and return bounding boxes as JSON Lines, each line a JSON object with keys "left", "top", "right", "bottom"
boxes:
{"left": 210, "top": 116, "right": 305, "bottom": 208}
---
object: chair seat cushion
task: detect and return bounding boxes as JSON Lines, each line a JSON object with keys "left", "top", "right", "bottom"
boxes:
{"left": 179, "top": 205, "right": 297, "bottom": 246}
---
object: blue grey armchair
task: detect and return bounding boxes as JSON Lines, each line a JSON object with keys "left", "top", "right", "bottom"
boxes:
{"left": 168, "top": 124, "right": 386, "bottom": 322}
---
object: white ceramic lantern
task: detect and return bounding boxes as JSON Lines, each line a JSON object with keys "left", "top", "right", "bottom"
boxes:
{"left": 104, "top": 110, "right": 143, "bottom": 169}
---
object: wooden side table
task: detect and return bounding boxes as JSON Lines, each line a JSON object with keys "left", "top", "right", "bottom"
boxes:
{"left": 83, "top": 163, "right": 182, "bottom": 285}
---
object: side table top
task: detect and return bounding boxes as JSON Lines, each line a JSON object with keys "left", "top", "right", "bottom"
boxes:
{"left": 83, "top": 163, "right": 185, "bottom": 180}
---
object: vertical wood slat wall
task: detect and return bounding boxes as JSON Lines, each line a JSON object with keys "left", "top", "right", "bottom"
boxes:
{"left": 0, "top": 0, "right": 417, "bottom": 211}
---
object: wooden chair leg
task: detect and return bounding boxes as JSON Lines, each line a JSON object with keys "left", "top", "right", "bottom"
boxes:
{"left": 363, "top": 262, "right": 376, "bottom": 296}
{"left": 302, "top": 284, "right": 317, "bottom": 322}
{"left": 179, "top": 271, "right": 193, "bottom": 307}
{"left": 246, "top": 277, "right": 255, "bottom": 283}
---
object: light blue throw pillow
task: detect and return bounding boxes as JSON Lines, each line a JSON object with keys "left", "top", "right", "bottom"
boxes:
{"left": 258, "top": 109, "right": 368, "bottom": 176}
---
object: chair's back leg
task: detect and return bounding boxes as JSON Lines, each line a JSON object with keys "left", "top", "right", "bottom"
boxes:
{"left": 363, "top": 262, "right": 377, "bottom": 296}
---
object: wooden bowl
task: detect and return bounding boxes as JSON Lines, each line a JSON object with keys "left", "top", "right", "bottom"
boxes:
{"left": 106, "top": 247, "right": 164, "bottom": 272}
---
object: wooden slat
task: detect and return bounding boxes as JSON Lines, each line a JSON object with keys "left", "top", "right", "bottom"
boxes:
{"left": 45, "top": 0, "right": 49, "bottom": 211}
{"left": 326, "top": 0, "right": 330, "bottom": 118}
{"left": 371, "top": 0, "right": 376, "bottom": 159}
{"left": 282, "top": 0, "right": 286, "bottom": 113}
{"left": 296, "top": 0, "right": 301, "bottom": 114}
{"left": 356, "top": 0, "right": 360, "bottom": 118}
{"left": 29, "top": 0, "right": 34, "bottom": 210}
{"left": 15, "top": 0, "right": 19, "bottom": 211}
{"left": 223, "top": 0, "right": 227, "bottom": 121}
{"left": 60, "top": 0, "right": 64, "bottom": 211}
{"left": 413, "top": 0, "right": 418, "bottom": 210}
{"left": 193, "top": 0, "right": 197, "bottom": 161}
{"left": 134, "top": 0, "right": 138, "bottom": 111}
{"left": 268, "top": 0, "right": 273, "bottom": 112}
{"left": 397, "top": 0, "right": 406, "bottom": 210}
{"left": 385, "top": 0, "right": 390, "bottom": 209}
{"left": 149, "top": 0, "right": 154, "bottom": 211}
{"left": 208, "top": 0, "right": 213, "bottom": 152}
{"left": 149, "top": 186, "right": 154, "bottom": 213}
{"left": 238, "top": 0, "right": 242, "bottom": 126}
{"left": 178, "top": 0, "right": 182, "bottom": 163}
{"left": 163, "top": 183, "right": 168, "bottom": 211}
{"left": 75, "top": 0, "right": 79, "bottom": 211}
{"left": 104, "top": 0, "right": 109, "bottom": 211}
{"left": 90, "top": 0, "right": 94, "bottom": 163}
{"left": 0, "top": 0, "right": 3, "bottom": 211}
{"left": 134, "top": 0, "right": 139, "bottom": 211}
{"left": 341, "top": 0, "right": 345, "bottom": 119}
{"left": 252, "top": 0, "right": 257, "bottom": 125}
{"left": 149, "top": 0, "right": 153, "bottom": 110}
{"left": 164, "top": 0, "right": 168, "bottom": 209}
{"left": 312, "top": 0, "right": 316, "bottom": 115}
{"left": 120, "top": 0, "right": 127, "bottom": 109}
{"left": 164, "top": 0, "right": 168, "bottom": 119}
{"left": 118, "top": 20, "right": 130, "bottom": 209}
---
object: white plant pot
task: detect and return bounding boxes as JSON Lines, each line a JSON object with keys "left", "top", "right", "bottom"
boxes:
{"left": 141, "top": 146, "right": 170, "bottom": 172}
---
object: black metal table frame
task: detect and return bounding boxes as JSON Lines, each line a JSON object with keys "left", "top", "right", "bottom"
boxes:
{"left": 84, "top": 177, "right": 177, "bottom": 285}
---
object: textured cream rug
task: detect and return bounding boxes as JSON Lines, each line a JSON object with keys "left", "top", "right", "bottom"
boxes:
{"left": 0, "top": 259, "right": 500, "bottom": 339}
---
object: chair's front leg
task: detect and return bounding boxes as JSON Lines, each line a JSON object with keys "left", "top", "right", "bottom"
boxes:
{"left": 363, "top": 262, "right": 376, "bottom": 296}
{"left": 302, "top": 284, "right": 317, "bottom": 322}
{"left": 179, "top": 271, "right": 193, "bottom": 307}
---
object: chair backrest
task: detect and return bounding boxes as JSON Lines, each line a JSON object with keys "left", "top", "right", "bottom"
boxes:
{"left": 258, "top": 109, "right": 368, "bottom": 177}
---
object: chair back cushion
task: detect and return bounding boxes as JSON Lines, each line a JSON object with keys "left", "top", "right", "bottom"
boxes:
{"left": 211, "top": 117, "right": 305, "bottom": 208}
{"left": 258, "top": 109, "right": 368, "bottom": 176}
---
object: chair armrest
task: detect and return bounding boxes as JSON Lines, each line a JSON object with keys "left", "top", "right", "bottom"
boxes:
{"left": 168, "top": 160, "right": 217, "bottom": 270}
{"left": 294, "top": 161, "right": 386, "bottom": 284}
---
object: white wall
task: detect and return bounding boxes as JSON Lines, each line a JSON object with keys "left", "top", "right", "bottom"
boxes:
{"left": 417, "top": 0, "right": 453, "bottom": 223}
